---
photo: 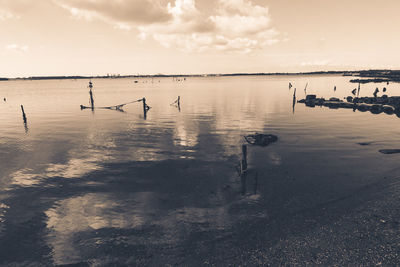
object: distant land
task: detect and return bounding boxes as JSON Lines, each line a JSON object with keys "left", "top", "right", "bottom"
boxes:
{"left": 1, "top": 70, "right": 399, "bottom": 83}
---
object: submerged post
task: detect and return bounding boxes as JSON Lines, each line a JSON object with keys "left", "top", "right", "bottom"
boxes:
{"left": 21, "top": 105, "right": 27, "bottom": 123}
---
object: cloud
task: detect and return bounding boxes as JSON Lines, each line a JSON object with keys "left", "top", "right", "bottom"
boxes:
{"left": 139, "top": 0, "right": 281, "bottom": 53}
{"left": 0, "top": 0, "right": 36, "bottom": 19}
{"left": 53, "top": 0, "right": 281, "bottom": 53}
{"left": 54, "top": 0, "right": 172, "bottom": 25}
{"left": 5, "top": 44, "right": 29, "bottom": 52}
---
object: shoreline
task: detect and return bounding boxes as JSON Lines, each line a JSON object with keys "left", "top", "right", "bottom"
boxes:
{"left": 1, "top": 69, "right": 399, "bottom": 83}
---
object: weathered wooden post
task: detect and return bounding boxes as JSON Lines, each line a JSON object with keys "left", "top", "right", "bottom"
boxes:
{"left": 142, "top": 97, "right": 147, "bottom": 120}
{"left": 240, "top": 144, "right": 248, "bottom": 195}
{"left": 87, "top": 81, "right": 94, "bottom": 110}
{"left": 21, "top": 105, "right": 27, "bottom": 123}
{"left": 89, "top": 89, "right": 94, "bottom": 110}
{"left": 177, "top": 96, "right": 180, "bottom": 111}
{"left": 21, "top": 105, "right": 28, "bottom": 133}
{"left": 292, "top": 88, "right": 296, "bottom": 114}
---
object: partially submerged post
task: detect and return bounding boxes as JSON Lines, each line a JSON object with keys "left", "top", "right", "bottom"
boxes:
{"left": 292, "top": 88, "right": 296, "bottom": 114}
{"left": 241, "top": 144, "right": 247, "bottom": 172}
{"left": 241, "top": 144, "right": 248, "bottom": 195}
{"left": 21, "top": 105, "right": 28, "bottom": 133}
{"left": 21, "top": 105, "right": 27, "bottom": 124}
{"left": 88, "top": 81, "right": 94, "bottom": 110}
{"left": 142, "top": 97, "right": 147, "bottom": 119}
{"left": 89, "top": 90, "right": 94, "bottom": 110}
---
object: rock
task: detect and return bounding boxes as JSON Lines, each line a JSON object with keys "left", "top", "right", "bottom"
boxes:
{"left": 305, "top": 101, "right": 316, "bottom": 107}
{"left": 244, "top": 133, "right": 278, "bottom": 147}
{"left": 346, "top": 96, "right": 353, "bottom": 102}
{"left": 358, "top": 142, "right": 373, "bottom": 146}
{"left": 382, "top": 105, "right": 395, "bottom": 115}
{"left": 379, "top": 149, "right": 400, "bottom": 154}
{"left": 357, "top": 104, "right": 369, "bottom": 112}
{"left": 340, "top": 102, "right": 355, "bottom": 109}
{"left": 370, "top": 104, "right": 382, "bottom": 114}
{"left": 329, "top": 97, "right": 340, "bottom": 102}
{"left": 306, "top": 95, "right": 316, "bottom": 101}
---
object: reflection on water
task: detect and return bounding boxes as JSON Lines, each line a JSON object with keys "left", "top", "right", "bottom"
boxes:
{"left": 1, "top": 76, "right": 400, "bottom": 265}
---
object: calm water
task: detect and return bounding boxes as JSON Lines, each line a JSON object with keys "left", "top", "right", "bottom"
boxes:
{"left": 1, "top": 75, "right": 400, "bottom": 265}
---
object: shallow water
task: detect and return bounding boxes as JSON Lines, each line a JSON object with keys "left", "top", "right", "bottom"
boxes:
{"left": 1, "top": 75, "right": 400, "bottom": 265}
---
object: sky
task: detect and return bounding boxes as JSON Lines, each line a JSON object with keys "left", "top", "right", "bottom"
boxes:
{"left": 0, "top": 0, "right": 400, "bottom": 77}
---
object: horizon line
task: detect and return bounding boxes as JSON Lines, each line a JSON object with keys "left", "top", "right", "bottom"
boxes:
{"left": 1, "top": 69, "right": 399, "bottom": 81}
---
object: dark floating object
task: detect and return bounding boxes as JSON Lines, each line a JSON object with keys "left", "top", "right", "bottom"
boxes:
{"left": 244, "top": 133, "right": 278, "bottom": 147}
{"left": 379, "top": 149, "right": 400, "bottom": 155}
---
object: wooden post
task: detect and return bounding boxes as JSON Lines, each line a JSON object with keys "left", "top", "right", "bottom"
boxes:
{"left": 21, "top": 105, "right": 27, "bottom": 123}
{"left": 89, "top": 89, "right": 94, "bottom": 110}
{"left": 142, "top": 97, "right": 147, "bottom": 120}
{"left": 240, "top": 144, "right": 248, "bottom": 195}
{"left": 177, "top": 96, "right": 180, "bottom": 111}
{"left": 241, "top": 145, "right": 247, "bottom": 172}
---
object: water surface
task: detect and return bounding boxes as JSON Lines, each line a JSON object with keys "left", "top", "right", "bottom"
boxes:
{"left": 1, "top": 75, "right": 400, "bottom": 265}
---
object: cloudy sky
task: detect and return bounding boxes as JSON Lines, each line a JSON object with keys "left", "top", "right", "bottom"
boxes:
{"left": 1, "top": 0, "right": 399, "bottom": 77}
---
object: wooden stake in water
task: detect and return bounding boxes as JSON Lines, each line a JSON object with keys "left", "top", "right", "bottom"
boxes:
{"left": 88, "top": 81, "right": 94, "bottom": 110}
{"left": 89, "top": 89, "right": 94, "bottom": 110}
{"left": 21, "top": 105, "right": 28, "bottom": 133}
{"left": 142, "top": 97, "right": 148, "bottom": 119}
{"left": 21, "top": 105, "right": 27, "bottom": 123}
{"left": 240, "top": 145, "right": 248, "bottom": 195}
{"left": 241, "top": 144, "right": 247, "bottom": 172}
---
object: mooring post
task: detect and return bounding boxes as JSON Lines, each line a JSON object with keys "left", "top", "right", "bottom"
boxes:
{"left": 142, "top": 97, "right": 147, "bottom": 119}
{"left": 21, "top": 105, "right": 27, "bottom": 123}
{"left": 240, "top": 144, "right": 248, "bottom": 195}
{"left": 89, "top": 89, "right": 94, "bottom": 110}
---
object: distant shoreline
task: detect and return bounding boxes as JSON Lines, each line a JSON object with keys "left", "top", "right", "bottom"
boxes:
{"left": 1, "top": 70, "right": 399, "bottom": 83}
